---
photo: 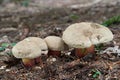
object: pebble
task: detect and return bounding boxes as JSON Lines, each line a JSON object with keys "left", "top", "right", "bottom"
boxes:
{"left": 5, "top": 69, "right": 11, "bottom": 72}
{"left": 52, "top": 58, "right": 57, "bottom": 62}
{"left": 65, "top": 52, "right": 71, "bottom": 56}
{"left": 47, "top": 57, "right": 57, "bottom": 62}
{"left": 0, "top": 65, "right": 6, "bottom": 70}
{"left": 34, "top": 66, "right": 42, "bottom": 69}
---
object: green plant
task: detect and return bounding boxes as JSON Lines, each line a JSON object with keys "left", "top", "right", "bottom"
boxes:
{"left": 102, "top": 15, "right": 120, "bottom": 27}
{"left": 95, "top": 44, "right": 103, "bottom": 52}
{"left": 0, "top": 43, "right": 16, "bottom": 56}
{"left": 21, "top": 0, "right": 29, "bottom": 7}
{"left": 0, "top": 43, "right": 16, "bottom": 52}
{"left": 92, "top": 69, "right": 101, "bottom": 78}
{"left": 12, "top": 0, "right": 30, "bottom": 7}
{"left": 69, "top": 14, "right": 79, "bottom": 20}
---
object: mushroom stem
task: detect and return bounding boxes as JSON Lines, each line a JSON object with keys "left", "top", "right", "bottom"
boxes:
{"left": 75, "top": 45, "right": 95, "bottom": 58}
{"left": 48, "top": 50, "right": 61, "bottom": 56}
{"left": 22, "top": 58, "right": 35, "bottom": 67}
{"left": 34, "top": 57, "right": 42, "bottom": 64}
{"left": 22, "top": 57, "right": 42, "bottom": 67}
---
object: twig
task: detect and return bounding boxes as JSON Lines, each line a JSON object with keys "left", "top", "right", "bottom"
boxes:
{"left": 0, "top": 28, "right": 17, "bottom": 32}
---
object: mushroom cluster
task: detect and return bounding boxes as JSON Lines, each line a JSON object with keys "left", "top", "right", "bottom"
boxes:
{"left": 12, "top": 22, "right": 114, "bottom": 67}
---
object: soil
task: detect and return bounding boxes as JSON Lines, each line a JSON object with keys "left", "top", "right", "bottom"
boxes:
{"left": 0, "top": 3, "right": 120, "bottom": 80}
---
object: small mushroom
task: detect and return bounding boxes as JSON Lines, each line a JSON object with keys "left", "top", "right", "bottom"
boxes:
{"left": 12, "top": 37, "right": 48, "bottom": 67}
{"left": 62, "top": 22, "right": 113, "bottom": 58}
{"left": 44, "top": 36, "right": 64, "bottom": 56}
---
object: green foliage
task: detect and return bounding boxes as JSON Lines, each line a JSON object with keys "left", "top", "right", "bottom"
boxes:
{"left": 21, "top": 0, "right": 29, "bottom": 7}
{"left": 0, "top": 42, "right": 16, "bottom": 56}
{"left": 0, "top": 47, "right": 5, "bottom": 51}
{"left": 10, "top": 43, "right": 16, "bottom": 47}
{"left": 95, "top": 44, "right": 103, "bottom": 52}
{"left": 0, "top": 42, "right": 16, "bottom": 52}
{"left": 0, "top": 43, "right": 9, "bottom": 51}
{"left": 92, "top": 69, "right": 101, "bottom": 78}
{"left": 11, "top": 0, "right": 29, "bottom": 7}
{"left": 102, "top": 15, "right": 120, "bottom": 27}
{"left": 69, "top": 14, "right": 79, "bottom": 20}
{"left": 1, "top": 43, "right": 9, "bottom": 48}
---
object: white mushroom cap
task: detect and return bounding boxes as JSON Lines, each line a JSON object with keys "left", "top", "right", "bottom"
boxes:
{"left": 62, "top": 22, "right": 113, "bottom": 48}
{"left": 44, "top": 36, "right": 64, "bottom": 51}
{"left": 12, "top": 37, "right": 48, "bottom": 59}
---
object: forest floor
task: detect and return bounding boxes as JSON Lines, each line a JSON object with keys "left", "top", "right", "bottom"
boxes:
{"left": 0, "top": 1, "right": 120, "bottom": 80}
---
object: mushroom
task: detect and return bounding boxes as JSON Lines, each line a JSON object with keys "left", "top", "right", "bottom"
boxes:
{"left": 62, "top": 22, "right": 113, "bottom": 58}
{"left": 12, "top": 37, "right": 48, "bottom": 67}
{"left": 44, "top": 36, "right": 64, "bottom": 56}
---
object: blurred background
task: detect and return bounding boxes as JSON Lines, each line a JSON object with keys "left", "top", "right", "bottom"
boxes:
{"left": 0, "top": 0, "right": 120, "bottom": 80}
{"left": 0, "top": 0, "right": 120, "bottom": 13}
{"left": 0, "top": 0, "right": 120, "bottom": 41}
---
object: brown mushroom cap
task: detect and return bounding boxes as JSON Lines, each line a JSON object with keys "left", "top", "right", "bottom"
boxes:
{"left": 62, "top": 22, "right": 113, "bottom": 48}
{"left": 12, "top": 37, "right": 48, "bottom": 59}
{"left": 44, "top": 36, "right": 64, "bottom": 51}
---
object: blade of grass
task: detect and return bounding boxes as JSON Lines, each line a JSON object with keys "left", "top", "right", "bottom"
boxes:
{"left": 102, "top": 15, "right": 120, "bottom": 27}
